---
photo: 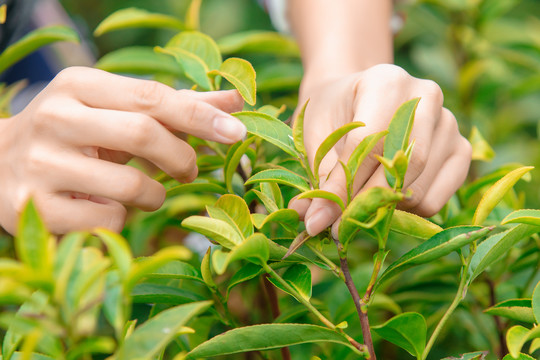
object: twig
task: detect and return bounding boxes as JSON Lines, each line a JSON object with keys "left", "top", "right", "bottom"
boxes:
{"left": 486, "top": 277, "right": 507, "bottom": 358}
{"left": 263, "top": 275, "right": 291, "bottom": 360}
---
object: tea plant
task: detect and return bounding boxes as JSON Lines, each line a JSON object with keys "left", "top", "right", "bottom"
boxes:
{"left": 0, "top": 1, "right": 539, "bottom": 359}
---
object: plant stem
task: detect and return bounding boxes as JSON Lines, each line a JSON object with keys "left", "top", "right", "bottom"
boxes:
{"left": 306, "top": 243, "right": 345, "bottom": 281}
{"left": 263, "top": 275, "right": 292, "bottom": 360}
{"left": 422, "top": 263, "right": 469, "bottom": 360}
{"left": 334, "top": 239, "right": 376, "bottom": 360}
{"left": 301, "top": 155, "right": 318, "bottom": 189}
{"left": 486, "top": 276, "right": 507, "bottom": 358}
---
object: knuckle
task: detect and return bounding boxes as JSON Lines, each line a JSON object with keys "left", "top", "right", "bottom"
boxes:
{"left": 370, "top": 64, "right": 410, "bottom": 84}
{"left": 118, "top": 168, "right": 146, "bottom": 202}
{"left": 26, "top": 146, "right": 50, "bottom": 173}
{"left": 181, "top": 98, "right": 206, "bottom": 128}
{"left": 132, "top": 80, "right": 167, "bottom": 111}
{"left": 409, "top": 146, "right": 428, "bottom": 173}
{"left": 126, "top": 115, "right": 156, "bottom": 149}
{"left": 32, "top": 100, "right": 62, "bottom": 131}
{"left": 106, "top": 204, "right": 127, "bottom": 232}
{"left": 420, "top": 79, "right": 444, "bottom": 105}
{"left": 415, "top": 201, "right": 442, "bottom": 218}
{"left": 174, "top": 147, "right": 197, "bottom": 181}
{"left": 52, "top": 67, "right": 84, "bottom": 88}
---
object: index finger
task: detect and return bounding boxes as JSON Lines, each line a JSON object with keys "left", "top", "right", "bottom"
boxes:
{"left": 53, "top": 67, "right": 247, "bottom": 144}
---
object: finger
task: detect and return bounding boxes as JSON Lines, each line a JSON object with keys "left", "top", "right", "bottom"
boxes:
{"left": 288, "top": 196, "right": 311, "bottom": 220}
{"left": 36, "top": 194, "right": 127, "bottom": 234}
{"left": 53, "top": 67, "right": 247, "bottom": 143}
{"left": 60, "top": 105, "right": 198, "bottom": 182}
{"left": 48, "top": 153, "right": 166, "bottom": 211}
{"left": 190, "top": 90, "right": 244, "bottom": 113}
{"left": 408, "top": 138, "right": 471, "bottom": 217}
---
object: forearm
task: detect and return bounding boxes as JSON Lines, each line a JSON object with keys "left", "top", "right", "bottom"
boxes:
{"left": 288, "top": 0, "right": 393, "bottom": 83}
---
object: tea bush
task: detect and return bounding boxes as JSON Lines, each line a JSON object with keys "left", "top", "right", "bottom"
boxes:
{"left": 0, "top": 1, "right": 539, "bottom": 359}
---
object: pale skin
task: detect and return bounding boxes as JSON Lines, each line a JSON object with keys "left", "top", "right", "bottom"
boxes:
{"left": 0, "top": 67, "right": 246, "bottom": 234}
{"left": 287, "top": 0, "right": 472, "bottom": 237}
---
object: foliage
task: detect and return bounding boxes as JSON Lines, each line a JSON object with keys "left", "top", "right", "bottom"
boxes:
{"left": 1, "top": 0, "right": 540, "bottom": 359}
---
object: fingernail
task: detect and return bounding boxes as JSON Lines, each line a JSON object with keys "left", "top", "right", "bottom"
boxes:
{"left": 214, "top": 115, "right": 247, "bottom": 143}
{"left": 305, "top": 207, "right": 332, "bottom": 236}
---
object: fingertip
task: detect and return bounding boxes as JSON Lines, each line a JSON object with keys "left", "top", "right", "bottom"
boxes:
{"left": 288, "top": 196, "right": 311, "bottom": 220}
{"left": 305, "top": 205, "right": 338, "bottom": 237}
{"left": 331, "top": 218, "right": 341, "bottom": 240}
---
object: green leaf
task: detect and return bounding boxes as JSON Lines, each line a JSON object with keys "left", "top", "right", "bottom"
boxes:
{"left": 53, "top": 232, "right": 85, "bottom": 304}
{"left": 95, "top": 46, "right": 183, "bottom": 77}
{"left": 116, "top": 301, "right": 212, "bottom": 360}
{"left": 214, "top": 194, "right": 253, "bottom": 238}
{"left": 145, "top": 260, "right": 203, "bottom": 283}
{"left": 246, "top": 169, "right": 310, "bottom": 192}
{"left": 371, "top": 312, "right": 426, "bottom": 359}
{"left": 211, "top": 233, "right": 270, "bottom": 275}
{"left": 187, "top": 324, "right": 361, "bottom": 358}
{"left": 251, "top": 209, "right": 299, "bottom": 230}
{"left": 441, "top": 351, "right": 488, "bottom": 360}
{"left": 261, "top": 182, "right": 284, "bottom": 209}
{"left": 233, "top": 111, "right": 298, "bottom": 157}
{"left": 65, "top": 337, "right": 115, "bottom": 360}
{"left": 217, "top": 30, "right": 300, "bottom": 57}
{"left": 201, "top": 248, "right": 216, "bottom": 289}
{"left": 210, "top": 58, "right": 257, "bottom": 105}
{"left": 15, "top": 199, "right": 53, "bottom": 273}
{"left": 347, "top": 130, "right": 388, "bottom": 180}
{"left": 185, "top": 0, "right": 202, "bottom": 30}
{"left": 257, "top": 104, "right": 286, "bottom": 118}
{"left": 377, "top": 150, "right": 409, "bottom": 190}
{"left": 530, "top": 338, "right": 540, "bottom": 354}
{"left": 94, "top": 229, "right": 133, "bottom": 280}
{"left": 532, "top": 281, "right": 540, "bottom": 323}
{"left": 182, "top": 216, "right": 243, "bottom": 249}
{"left": 468, "top": 224, "right": 540, "bottom": 284}
{"left": 224, "top": 137, "right": 256, "bottom": 194}
{"left": 390, "top": 210, "right": 443, "bottom": 239}
{"left": 6, "top": 353, "right": 56, "bottom": 360}
{"left": 166, "top": 31, "right": 222, "bottom": 71}
{"left": 94, "top": 8, "right": 184, "bottom": 36}
{"left": 377, "top": 226, "right": 492, "bottom": 288}
{"left": 0, "top": 26, "right": 79, "bottom": 74}
{"left": 501, "top": 354, "right": 535, "bottom": 360}
{"left": 226, "top": 263, "right": 263, "bottom": 296}
{"left": 297, "top": 190, "right": 345, "bottom": 211}
{"left": 313, "top": 122, "right": 365, "bottom": 183}
{"left": 167, "top": 182, "right": 227, "bottom": 197}
{"left": 283, "top": 231, "right": 310, "bottom": 259}
{"left": 250, "top": 190, "right": 279, "bottom": 213}
{"left": 338, "top": 187, "right": 403, "bottom": 247}
{"left": 502, "top": 210, "right": 540, "bottom": 226}
{"left": 256, "top": 62, "right": 303, "bottom": 92}
{"left": 506, "top": 325, "right": 540, "bottom": 358}
{"left": 292, "top": 100, "right": 309, "bottom": 158}
{"left": 383, "top": 98, "right": 420, "bottom": 188}
{"left": 469, "top": 126, "right": 495, "bottom": 161}
{"left": 155, "top": 46, "right": 213, "bottom": 90}
{"left": 268, "top": 264, "right": 312, "bottom": 301}
{"left": 460, "top": 163, "right": 525, "bottom": 200}
{"left": 473, "top": 166, "right": 534, "bottom": 225}
{"left": 132, "top": 283, "right": 203, "bottom": 304}
{"left": 485, "top": 299, "right": 535, "bottom": 323}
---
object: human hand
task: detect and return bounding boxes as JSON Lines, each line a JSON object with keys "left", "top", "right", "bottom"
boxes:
{"left": 0, "top": 67, "right": 245, "bottom": 234}
{"left": 289, "top": 64, "right": 472, "bottom": 237}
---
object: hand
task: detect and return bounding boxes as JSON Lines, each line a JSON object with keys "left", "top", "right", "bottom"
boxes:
{"left": 289, "top": 64, "right": 472, "bottom": 237}
{"left": 0, "top": 67, "right": 245, "bottom": 234}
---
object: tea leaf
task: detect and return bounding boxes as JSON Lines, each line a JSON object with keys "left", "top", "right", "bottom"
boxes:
{"left": 251, "top": 209, "right": 299, "bottom": 230}
{"left": 347, "top": 130, "right": 388, "bottom": 180}
{"left": 485, "top": 299, "right": 535, "bottom": 323}
{"left": 167, "top": 182, "right": 227, "bottom": 197}
{"left": 166, "top": 31, "right": 222, "bottom": 71}
{"left": 94, "top": 8, "right": 184, "bottom": 36}
{"left": 0, "top": 26, "right": 79, "bottom": 74}
{"left": 372, "top": 312, "right": 426, "bottom": 359}
{"left": 224, "top": 137, "right": 256, "bottom": 194}
{"left": 468, "top": 224, "right": 540, "bottom": 284}
{"left": 460, "top": 163, "right": 525, "bottom": 200}
{"left": 226, "top": 263, "right": 263, "bottom": 297}
{"left": 209, "top": 58, "right": 256, "bottom": 105}
{"left": 377, "top": 226, "right": 491, "bottom": 288}
{"left": 155, "top": 46, "right": 213, "bottom": 90}
{"left": 53, "top": 233, "right": 86, "bottom": 304}
{"left": 212, "top": 233, "right": 270, "bottom": 275}
{"left": 383, "top": 98, "right": 420, "bottom": 188}
{"left": 233, "top": 111, "right": 298, "bottom": 157}
{"left": 441, "top": 351, "right": 488, "bottom": 360}
{"left": 338, "top": 187, "right": 403, "bottom": 247}
{"left": 532, "top": 281, "right": 540, "bottom": 323}
{"left": 268, "top": 264, "right": 312, "bottom": 301}
{"left": 94, "top": 229, "right": 133, "bottom": 280}
{"left": 116, "top": 301, "right": 212, "bottom": 360}
{"left": 501, "top": 353, "right": 535, "bottom": 360}
{"left": 145, "top": 260, "right": 203, "bottom": 283}
{"left": 201, "top": 248, "right": 216, "bottom": 289}
{"left": 65, "top": 337, "right": 115, "bottom": 360}
{"left": 283, "top": 231, "right": 310, "bottom": 259}
{"left": 186, "top": 324, "right": 361, "bottom": 358}
{"left": 261, "top": 182, "right": 284, "bottom": 209}
{"left": 506, "top": 325, "right": 540, "bottom": 358}
{"left": 502, "top": 209, "right": 540, "bottom": 226}
{"left": 213, "top": 194, "right": 254, "bottom": 239}
{"left": 182, "top": 216, "right": 242, "bottom": 249}
{"left": 313, "top": 122, "right": 365, "bottom": 183}
{"left": 530, "top": 338, "right": 540, "bottom": 354}
{"left": 469, "top": 126, "right": 495, "bottom": 161}
{"left": 292, "top": 100, "right": 309, "bottom": 158}
{"left": 250, "top": 190, "right": 279, "bottom": 213}
{"left": 185, "top": 0, "right": 202, "bottom": 30}
{"left": 246, "top": 169, "right": 310, "bottom": 192}
{"left": 473, "top": 166, "right": 534, "bottom": 225}
{"left": 390, "top": 210, "right": 443, "bottom": 239}
{"left": 95, "top": 46, "right": 183, "bottom": 77}
{"left": 16, "top": 199, "right": 53, "bottom": 273}
{"left": 132, "top": 283, "right": 204, "bottom": 304}
{"left": 217, "top": 30, "right": 300, "bottom": 57}
{"left": 297, "top": 190, "right": 345, "bottom": 210}
{"left": 257, "top": 104, "right": 286, "bottom": 118}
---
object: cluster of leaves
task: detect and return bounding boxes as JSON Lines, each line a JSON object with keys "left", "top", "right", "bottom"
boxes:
{"left": 0, "top": 1, "right": 539, "bottom": 360}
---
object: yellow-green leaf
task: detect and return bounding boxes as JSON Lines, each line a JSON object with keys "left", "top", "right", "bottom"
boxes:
{"left": 155, "top": 47, "right": 213, "bottom": 90}
{"left": 297, "top": 190, "right": 345, "bottom": 211}
{"left": 210, "top": 58, "right": 256, "bottom": 105}
{"left": 390, "top": 210, "right": 443, "bottom": 239}
{"left": 94, "top": 8, "right": 184, "bottom": 36}
{"left": 166, "top": 31, "right": 222, "bottom": 71}
{"left": 182, "top": 216, "right": 243, "bottom": 249}
{"left": 469, "top": 126, "right": 495, "bottom": 161}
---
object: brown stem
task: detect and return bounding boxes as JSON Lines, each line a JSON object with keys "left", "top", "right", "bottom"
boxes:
{"left": 334, "top": 239, "right": 376, "bottom": 360}
{"left": 263, "top": 275, "right": 292, "bottom": 360}
{"left": 486, "top": 277, "right": 507, "bottom": 358}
